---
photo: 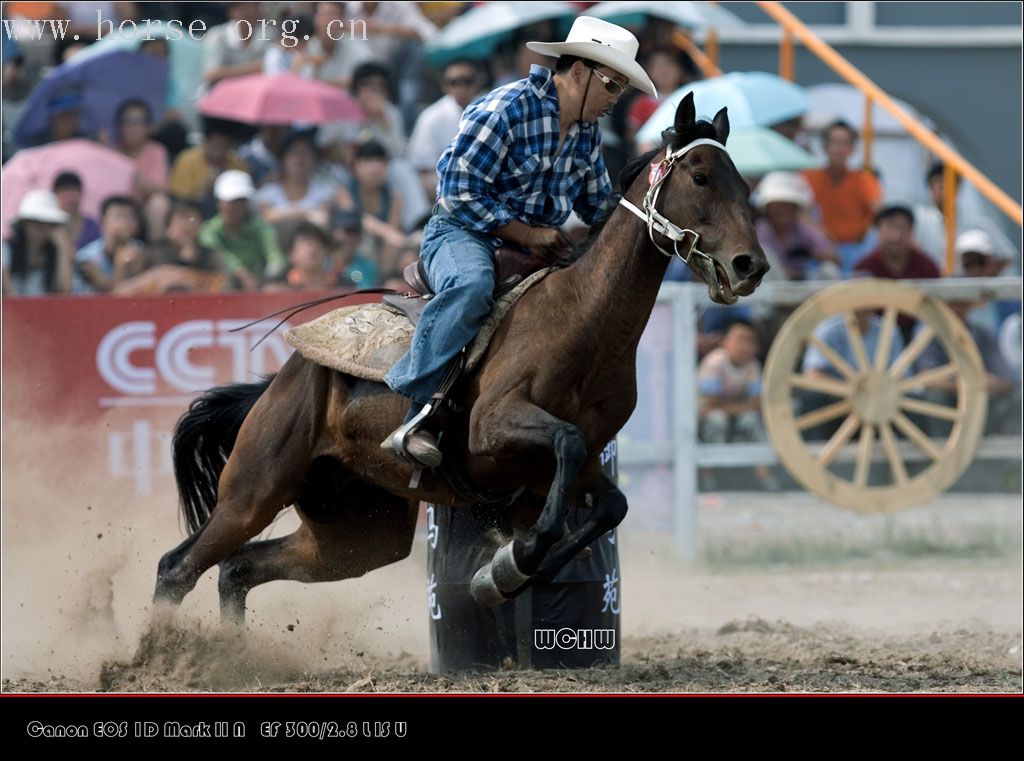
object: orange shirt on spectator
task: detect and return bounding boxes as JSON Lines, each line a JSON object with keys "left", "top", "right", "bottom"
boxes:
{"left": 803, "top": 168, "right": 882, "bottom": 244}
{"left": 169, "top": 147, "right": 248, "bottom": 203}
{"left": 6, "top": 3, "right": 64, "bottom": 19}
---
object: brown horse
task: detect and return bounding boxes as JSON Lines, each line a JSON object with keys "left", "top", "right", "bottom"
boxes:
{"left": 155, "top": 93, "right": 768, "bottom": 622}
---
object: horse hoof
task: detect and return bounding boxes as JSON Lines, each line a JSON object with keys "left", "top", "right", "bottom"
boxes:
{"left": 470, "top": 565, "right": 510, "bottom": 608}
{"left": 491, "top": 542, "right": 531, "bottom": 593}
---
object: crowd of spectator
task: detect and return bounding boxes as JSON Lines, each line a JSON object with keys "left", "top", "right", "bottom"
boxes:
{"left": 1, "top": 1, "right": 448, "bottom": 295}
{"left": 2, "top": 2, "right": 1020, "bottom": 461}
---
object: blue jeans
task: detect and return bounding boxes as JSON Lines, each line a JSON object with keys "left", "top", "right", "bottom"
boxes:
{"left": 384, "top": 216, "right": 498, "bottom": 419}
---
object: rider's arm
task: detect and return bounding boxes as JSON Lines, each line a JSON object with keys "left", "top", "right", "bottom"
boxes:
{"left": 438, "top": 106, "right": 517, "bottom": 232}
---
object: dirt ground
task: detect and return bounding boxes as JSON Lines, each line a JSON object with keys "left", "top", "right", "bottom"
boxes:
{"left": 2, "top": 486, "right": 1021, "bottom": 694}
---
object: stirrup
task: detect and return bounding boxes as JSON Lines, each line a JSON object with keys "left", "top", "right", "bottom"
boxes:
{"left": 381, "top": 403, "right": 437, "bottom": 467}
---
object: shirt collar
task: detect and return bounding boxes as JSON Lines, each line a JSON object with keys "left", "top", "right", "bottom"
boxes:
{"left": 527, "top": 63, "right": 601, "bottom": 130}
{"left": 528, "top": 64, "right": 560, "bottom": 116}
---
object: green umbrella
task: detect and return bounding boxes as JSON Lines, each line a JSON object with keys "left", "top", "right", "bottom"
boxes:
{"left": 426, "top": 2, "right": 577, "bottom": 66}
{"left": 587, "top": 1, "right": 745, "bottom": 31}
{"left": 726, "top": 127, "right": 820, "bottom": 178}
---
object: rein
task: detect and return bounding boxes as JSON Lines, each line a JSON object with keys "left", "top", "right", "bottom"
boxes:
{"left": 618, "top": 137, "right": 728, "bottom": 268}
{"left": 229, "top": 287, "right": 401, "bottom": 348}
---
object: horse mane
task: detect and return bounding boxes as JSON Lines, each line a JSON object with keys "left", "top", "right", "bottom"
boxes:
{"left": 575, "top": 118, "right": 723, "bottom": 258}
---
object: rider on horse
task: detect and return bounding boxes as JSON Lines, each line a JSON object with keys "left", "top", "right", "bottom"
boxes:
{"left": 381, "top": 16, "right": 658, "bottom": 467}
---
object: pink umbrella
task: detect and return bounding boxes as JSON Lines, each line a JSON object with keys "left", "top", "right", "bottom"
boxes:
{"left": 198, "top": 73, "right": 365, "bottom": 125}
{"left": 1, "top": 139, "right": 136, "bottom": 240}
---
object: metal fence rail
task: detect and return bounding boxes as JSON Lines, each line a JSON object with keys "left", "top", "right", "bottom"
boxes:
{"left": 625, "top": 278, "right": 1022, "bottom": 559}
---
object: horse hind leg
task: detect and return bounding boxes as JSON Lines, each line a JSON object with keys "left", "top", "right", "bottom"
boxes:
{"left": 217, "top": 475, "right": 419, "bottom": 625}
{"left": 153, "top": 472, "right": 304, "bottom": 610}
{"left": 153, "top": 359, "right": 327, "bottom": 611}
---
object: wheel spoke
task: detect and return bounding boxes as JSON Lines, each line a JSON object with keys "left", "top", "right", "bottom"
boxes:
{"left": 898, "top": 363, "right": 959, "bottom": 392}
{"left": 874, "top": 306, "right": 899, "bottom": 371}
{"left": 892, "top": 412, "right": 943, "bottom": 461}
{"left": 790, "top": 373, "right": 852, "bottom": 398}
{"left": 900, "top": 396, "right": 962, "bottom": 421}
{"left": 853, "top": 423, "right": 875, "bottom": 487}
{"left": 807, "top": 334, "right": 858, "bottom": 381}
{"left": 815, "top": 413, "right": 862, "bottom": 467}
{"left": 888, "top": 324, "right": 935, "bottom": 379}
{"left": 795, "top": 399, "right": 853, "bottom": 431}
{"left": 843, "top": 311, "right": 871, "bottom": 372}
{"left": 879, "top": 422, "right": 908, "bottom": 485}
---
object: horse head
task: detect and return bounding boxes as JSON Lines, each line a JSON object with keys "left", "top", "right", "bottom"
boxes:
{"left": 624, "top": 91, "right": 769, "bottom": 304}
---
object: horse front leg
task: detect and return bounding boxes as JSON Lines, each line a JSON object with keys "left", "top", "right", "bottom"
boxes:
{"left": 530, "top": 479, "right": 627, "bottom": 585}
{"left": 467, "top": 402, "right": 588, "bottom": 607}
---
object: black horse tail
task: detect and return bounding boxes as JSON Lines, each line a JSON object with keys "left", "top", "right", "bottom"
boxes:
{"left": 173, "top": 375, "right": 276, "bottom": 535}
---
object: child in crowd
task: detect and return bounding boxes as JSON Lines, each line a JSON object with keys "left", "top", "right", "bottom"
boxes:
{"left": 698, "top": 319, "right": 778, "bottom": 491}
{"left": 270, "top": 220, "right": 338, "bottom": 290}
{"left": 72, "top": 195, "right": 147, "bottom": 294}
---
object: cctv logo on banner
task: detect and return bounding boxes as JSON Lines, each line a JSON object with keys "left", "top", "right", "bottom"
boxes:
{"left": 96, "top": 319, "right": 292, "bottom": 405}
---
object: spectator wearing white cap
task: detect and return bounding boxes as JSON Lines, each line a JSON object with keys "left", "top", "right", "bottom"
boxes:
{"left": 200, "top": 170, "right": 286, "bottom": 290}
{"left": 2, "top": 190, "right": 73, "bottom": 295}
{"left": 953, "top": 228, "right": 1019, "bottom": 339}
{"left": 753, "top": 172, "right": 841, "bottom": 281}
{"left": 955, "top": 229, "right": 1011, "bottom": 277}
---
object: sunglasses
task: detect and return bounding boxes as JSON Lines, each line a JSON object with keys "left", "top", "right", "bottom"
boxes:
{"left": 589, "top": 67, "right": 628, "bottom": 96}
{"left": 444, "top": 76, "right": 476, "bottom": 87}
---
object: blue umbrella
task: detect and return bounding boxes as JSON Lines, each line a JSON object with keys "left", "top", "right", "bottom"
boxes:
{"left": 636, "top": 72, "right": 810, "bottom": 145}
{"left": 66, "top": 21, "right": 204, "bottom": 121}
{"left": 587, "top": 1, "right": 745, "bottom": 31}
{"left": 13, "top": 49, "right": 168, "bottom": 148}
{"left": 426, "top": 1, "right": 577, "bottom": 66}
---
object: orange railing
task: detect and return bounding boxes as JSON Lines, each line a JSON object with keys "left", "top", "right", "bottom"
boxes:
{"left": 757, "top": 1, "right": 1022, "bottom": 274}
{"left": 672, "top": 29, "right": 721, "bottom": 78}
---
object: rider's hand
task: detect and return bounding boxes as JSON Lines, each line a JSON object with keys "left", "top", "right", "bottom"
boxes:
{"left": 526, "top": 226, "right": 574, "bottom": 262}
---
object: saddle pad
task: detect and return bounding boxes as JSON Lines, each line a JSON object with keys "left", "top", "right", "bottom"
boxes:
{"left": 285, "top": 268, "right": 552, "bottom": 382}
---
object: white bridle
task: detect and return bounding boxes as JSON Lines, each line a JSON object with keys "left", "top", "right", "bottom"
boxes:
{"left": 618, "top": 137, "right": 729, "bottom": 266}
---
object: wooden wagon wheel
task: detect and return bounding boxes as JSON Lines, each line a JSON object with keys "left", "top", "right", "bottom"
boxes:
{"left": 762, "top": 279, "right": 988, "bottom": 512}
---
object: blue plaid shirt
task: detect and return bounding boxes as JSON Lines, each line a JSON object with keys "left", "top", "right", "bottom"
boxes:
{"left": 436, "top": 64, "right": 614, "bottom": 232}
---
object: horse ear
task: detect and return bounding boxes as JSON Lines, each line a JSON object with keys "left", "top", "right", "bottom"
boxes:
{"left": 674, "top": 92, "right": 696, "bottom": 137}
{"left": 712, "top": 107, "right": 730, "bottom": 145}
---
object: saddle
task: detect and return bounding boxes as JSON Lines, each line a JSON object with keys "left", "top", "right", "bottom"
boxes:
{"left": 284, "top": 240, "right": 553, "bottom": 499}
{"left": 381, "top": 246, "right": 549, "bottom": 325}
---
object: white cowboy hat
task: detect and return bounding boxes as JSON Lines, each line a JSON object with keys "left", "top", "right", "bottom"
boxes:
{"left": 526, "top": 17, "right": 657, "bottom": 97}
{"left": 13, "top": 190, "right": 70, "bottom": 225}
{"left": 753, "top": 171, "right": 812, "bottom": 209}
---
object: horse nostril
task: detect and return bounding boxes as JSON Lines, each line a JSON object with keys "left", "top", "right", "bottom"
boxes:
{"left": 732, "top": 254, "right": 756, "bottom": 279}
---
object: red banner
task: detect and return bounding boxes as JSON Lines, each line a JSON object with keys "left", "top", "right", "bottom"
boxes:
{"left": 2, "top": 291, "right": 380, "bottom": 498}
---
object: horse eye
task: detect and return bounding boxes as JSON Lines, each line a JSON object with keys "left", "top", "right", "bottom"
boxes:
{"left": 693, "top": 173, "right": 708, "bottom": 187}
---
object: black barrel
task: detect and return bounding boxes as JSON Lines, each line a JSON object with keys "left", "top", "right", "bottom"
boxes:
{"left": 427, "top": 440, "right": 621, "bottom": 672}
